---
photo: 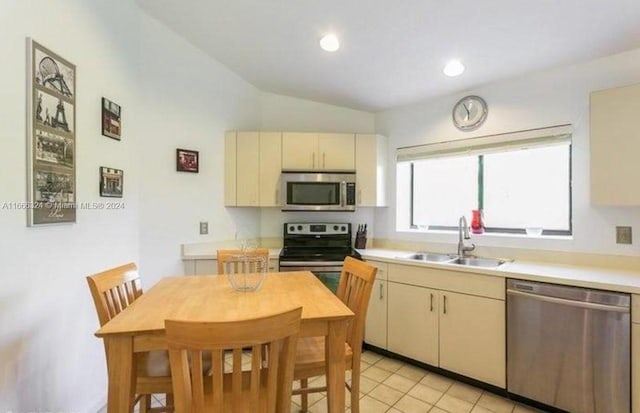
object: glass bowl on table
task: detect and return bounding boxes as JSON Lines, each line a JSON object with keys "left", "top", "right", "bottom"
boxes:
{"left": 224, "top": 254, "right": 267, "bottom": 292}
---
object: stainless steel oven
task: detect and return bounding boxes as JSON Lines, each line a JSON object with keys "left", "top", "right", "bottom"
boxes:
{"left": 278, "top": 223, "right": 361, "bottom": 293}
{"left": 278, "top": 261, "right": 345, "bottom": 293}
{"left": 281, "top": 172, "right": 356, "bottom": 212}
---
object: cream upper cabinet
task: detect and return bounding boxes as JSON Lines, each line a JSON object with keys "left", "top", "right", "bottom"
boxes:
{"left": 224, "top": 131, "right": 237, "bottom": 206}
{"left": 282, "top": 132, "right": 355, "bottom": 171}
{"left": 356, "top": 134, "right": 387, "bottom": 207}
{"left": 318, "top": 133, "right": 355, "bottom": 170}
{"left": 259, "top": 132, "right": 282, "bottom": 206}
{"left": 387, "top": 281, "right": 439, "bottom": 366}
{"left": 364, "top": 260, "right": 389, "bottom": 349}
{"left": 236, "top": 132, "right": 260, "bottom": 206}
{"left": 590, "top": 83, "right": 640, "bottom": 205}
{"left": 439, "top": 291, "right": 506, "bottom": 388}
{"left": 282, "top": 132, "right": 318, "bottom": 170}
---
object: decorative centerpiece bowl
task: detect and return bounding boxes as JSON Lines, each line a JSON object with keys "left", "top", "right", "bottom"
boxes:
{"left": 225, "top": 254, "right": 267, "bottom": 292}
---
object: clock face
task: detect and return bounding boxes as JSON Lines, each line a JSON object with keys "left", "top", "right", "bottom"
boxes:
{"left": 453, "top": 96, "right": 488, "bottom": 131}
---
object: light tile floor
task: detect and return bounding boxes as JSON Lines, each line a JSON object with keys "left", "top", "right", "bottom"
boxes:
{"left": 116, "top": 351, "right": 548, "bottom": 413}
{"left": 288, "top": 351, "right": 546, "bottom": 413}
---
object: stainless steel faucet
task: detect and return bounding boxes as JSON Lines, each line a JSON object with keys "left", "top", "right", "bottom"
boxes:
{"left": 458, "top": 216, "right": 476, "bottom": 257}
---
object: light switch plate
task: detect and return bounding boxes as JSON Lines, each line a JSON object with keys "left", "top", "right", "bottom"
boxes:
{"left": 616, "top": 226, "right": 632, "bottom": 244}
{"left": 199, "top": 221, "right": 208, "bottom": 235}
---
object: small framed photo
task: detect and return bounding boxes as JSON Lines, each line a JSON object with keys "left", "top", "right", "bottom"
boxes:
{"left": 102, "top": 97, "right": 121, "bottom": 140}
{"left": 176, "top": 148, "right": 199, "bottom": 173}
{"left": 99, "top": 166, "right": 123, "bottom": 197}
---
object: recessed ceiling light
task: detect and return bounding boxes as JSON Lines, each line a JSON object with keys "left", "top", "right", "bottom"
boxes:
{"left": 443, "top": 60, "right": 465, "bottom": 77}
{"left": 320, "top": 34, "right": 340, "bottom": 52}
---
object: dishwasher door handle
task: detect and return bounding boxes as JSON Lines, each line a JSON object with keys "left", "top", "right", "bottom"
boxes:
{"left": 507, "top": 289, "right": 630, "bottom": 313}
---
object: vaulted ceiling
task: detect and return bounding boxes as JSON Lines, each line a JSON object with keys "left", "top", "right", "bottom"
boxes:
{"left": 137, "top": 0, "right": 640, "bottom": 111}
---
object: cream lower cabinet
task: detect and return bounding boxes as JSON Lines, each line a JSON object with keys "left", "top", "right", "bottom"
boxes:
{"left": 386, "top": 263, "right": 506, "bottom": 388}
{"left": 632, "top": 295, "right": 640, "bottom": 413}
{"left": 439, "top": 291, "right": 506, "bottom": 387}
{"left": 364, "top": 260, "right": 389, "bottom": 349}
{"left": 184, "top": 258, "right": 279, "bottom": 275}
{"left": 387, "top": 282, "right": 439, "bottom": 366}
{"left": 633, "top": 323, "right": 639, "bottom": 413}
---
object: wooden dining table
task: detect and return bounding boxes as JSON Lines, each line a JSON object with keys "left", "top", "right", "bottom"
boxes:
{"left": 95, "top": 271, "right": 354, "bottom": 413}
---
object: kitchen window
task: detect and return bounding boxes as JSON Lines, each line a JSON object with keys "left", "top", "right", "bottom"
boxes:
{"left": 397, "top": 126, "right": 572, "bottom": 236}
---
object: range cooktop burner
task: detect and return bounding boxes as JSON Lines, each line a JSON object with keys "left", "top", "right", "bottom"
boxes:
{"left": 279, "top": 222, "right": 360, "bottom": 262}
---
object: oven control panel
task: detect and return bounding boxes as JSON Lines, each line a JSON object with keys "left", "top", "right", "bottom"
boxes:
{"left": 285, "top": 223, "right": 350, "bottom": 235}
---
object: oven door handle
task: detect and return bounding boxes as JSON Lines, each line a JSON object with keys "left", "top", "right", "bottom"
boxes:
{"left": 279, "top": 265, "right": 344, "bottom": 272}
{"left": 280, "top": 261, "right": 345, "bottom": 266}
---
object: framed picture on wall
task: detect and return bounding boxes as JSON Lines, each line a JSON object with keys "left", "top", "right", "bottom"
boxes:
{"left": 102, "top": 97, "right": 121, "bottom": 140}
{"left": 99, "top": 167, "right": 124, "bottom": 197}
{"left": 27, "top": 38, "right": 77, "bottom": 226}
{"left": 176, "top": 148, "right": 199, "bottom": 173}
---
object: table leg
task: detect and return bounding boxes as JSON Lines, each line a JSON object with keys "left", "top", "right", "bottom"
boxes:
{"left": 325, "top": 319, "right": 348, "bottom": 413}
{"left": 106, "top": 336, "right": 136, "bottom": 413}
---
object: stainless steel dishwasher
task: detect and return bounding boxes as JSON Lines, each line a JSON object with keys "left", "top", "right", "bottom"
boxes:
{"left": 507, "top": 279, "right": 630, "bottom": 413}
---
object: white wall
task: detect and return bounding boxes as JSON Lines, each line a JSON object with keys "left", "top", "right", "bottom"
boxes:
{"left": 0, "top": 1, "right": 141, "bottom": 412}
{"left": 375, "top": 48, "right": 640, "bottom": 256}
{"left": 258, "top": 92, "right": 377, "bottom": 240}
{"left": 0, "top": 1, "right": 262, "bottom": 412}
{"left": 136, "top": 11, "right": 261, "bottom": 286}
{"left": 260, "top": 92, "right": 375, "bottom": 133}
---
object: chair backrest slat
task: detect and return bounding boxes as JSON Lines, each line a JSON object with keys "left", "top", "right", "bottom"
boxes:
{"left": 166, "top": 307, "right": 302, "bottom": 413}
{"left": 217, "top": 248, "right": 269, "bottom": 274}
{"left": 250, "top": 344, "right": 261, "bottom": 411}
{"left": 211, "top": 350, "right": 224, "bottom": 411}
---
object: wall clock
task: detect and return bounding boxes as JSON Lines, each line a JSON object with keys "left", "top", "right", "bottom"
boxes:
{"left": 452, "top": 95, "right": 488, "bottom": 131}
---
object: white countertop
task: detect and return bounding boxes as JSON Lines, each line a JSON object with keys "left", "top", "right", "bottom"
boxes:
{"left": 358, "top": 248, "right": 640, "bottom": 295}
{"left": 182, "top": 248, "right": 281, "bottom": 261}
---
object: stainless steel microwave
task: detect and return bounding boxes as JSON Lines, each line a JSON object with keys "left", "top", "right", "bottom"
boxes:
{"left": 281, "top": 172, "right": 356, "bottom": 212}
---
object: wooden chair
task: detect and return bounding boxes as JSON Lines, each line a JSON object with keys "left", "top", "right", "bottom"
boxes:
{"left": 217, "top": 248, "right": 270, "bottom": 274}
{"left": 292, "top": 257, "right": 377, "bottom": 413}
{"left": 165, "top": 307, "right": 302, "bottom": 413}
{"left": 87, "top": 263, "right": 173, "bottom": 412}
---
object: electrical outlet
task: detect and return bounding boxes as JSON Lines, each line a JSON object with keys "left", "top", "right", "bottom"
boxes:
{"left": 199, "top": 221, "right": 208, "bottom": 235}
{"left": 616, "top": 226, "right": 632, "bottom": 244}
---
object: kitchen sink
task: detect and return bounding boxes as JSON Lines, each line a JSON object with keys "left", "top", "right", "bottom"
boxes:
{"left": 448, "top": 257, "right": 507, "bottom": 268}
{"left": 403, "top": 252, "right": 457, "bottom": 262}
{"left": 400, "top": 252, "right": 510, "bottom": 268}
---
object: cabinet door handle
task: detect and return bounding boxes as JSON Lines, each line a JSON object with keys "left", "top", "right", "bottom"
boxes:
{"left": 443, "top": 295, "right": 447, "bottom": 314}
{"left": 275, "top": 189, "right": 279, "bottom": 205}
{"left": 357, "top": 189, "right": 362, "bottom": 205}
{"left": 323, "top": 152, "right": 326, "bottom": 168}
{"left": 379, "top": 283, "right": 384, "bottom": 299}
{"left": 312, "top": 152, "right": 316, "bottom": 168}
{"left": 430, "top": 293, "right": 434, "bottom": 312}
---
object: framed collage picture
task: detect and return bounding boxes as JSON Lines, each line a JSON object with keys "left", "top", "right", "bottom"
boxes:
{"left": 27, "top": 39, "right": 76, "bottom": 225}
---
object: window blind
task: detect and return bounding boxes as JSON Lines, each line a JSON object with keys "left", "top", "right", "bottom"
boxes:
{"left": 396, "top": 124, "right": 572, "bottom": 162}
